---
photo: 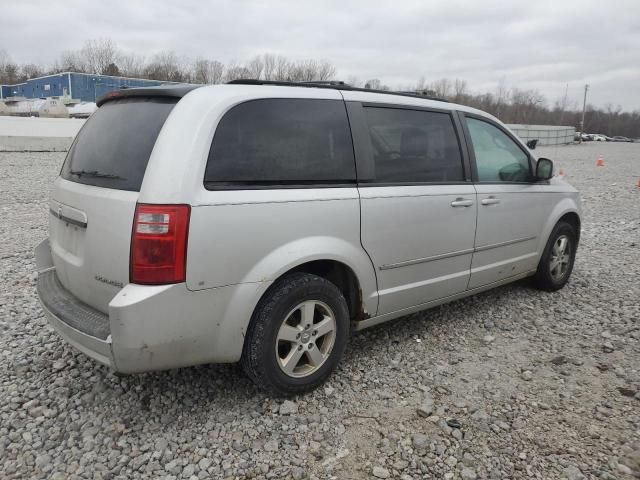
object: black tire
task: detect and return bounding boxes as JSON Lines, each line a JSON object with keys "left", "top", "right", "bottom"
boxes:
{"left": 531, "top": 221, "right": 577, "bottom": 291}
{"left": 241, "top": 272, "right": 350, "bottom": 396}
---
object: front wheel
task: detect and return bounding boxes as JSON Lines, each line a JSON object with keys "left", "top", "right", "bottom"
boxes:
{"left": 241, "top": 272, "right": 350, "bottom": 396}
{"left": 531, "top": 221, "right": 577, "bottom": 291}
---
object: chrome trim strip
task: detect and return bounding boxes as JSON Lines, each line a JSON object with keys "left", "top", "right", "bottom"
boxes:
{"left": 380, "top": 248, "right": 475, "bottom": 270}
{"left": 37, "top": 266, "right": 56, "bottom": 274}
{"left": 194, "top": 197, "right": 355, "bottom": 207}
{"left": 474, "top": 236, "right": 536, "bottom": 253}
{"left": 50, "top": 208, "right": 87, "bottom": 229}
{"left": 379, "top": 236, "right": 537, "bottom": 271}
{"left": 355, "top": 269, "right": 536, "bottom": 331}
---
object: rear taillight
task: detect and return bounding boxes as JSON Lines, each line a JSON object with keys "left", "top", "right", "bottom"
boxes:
{"left": 130, "top": 204, "right": 190, "bottom": 285}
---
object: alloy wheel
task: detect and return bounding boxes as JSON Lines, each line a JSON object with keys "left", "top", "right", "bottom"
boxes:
{"left": 549, "top": 235, "right": 571, "bottom": 282}
{"left": 275, "top": 300, "right": 337, "bottom": 378}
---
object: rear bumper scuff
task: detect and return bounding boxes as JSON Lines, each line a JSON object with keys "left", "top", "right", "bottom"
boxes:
{"left": 35, "top": 238, "right": 259, "bottom": 373}
{"left": 35, "top": 238, "right": 113, "bottom": 367}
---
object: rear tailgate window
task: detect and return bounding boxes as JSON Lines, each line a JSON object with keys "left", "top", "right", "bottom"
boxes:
{"left": 60, "top": 97, "right": 177, "bottom": 191}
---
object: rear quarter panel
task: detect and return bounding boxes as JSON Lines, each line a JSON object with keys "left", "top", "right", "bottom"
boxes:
{"left": 138, "top": 85, "right": 379, "bottom": 317}
{"left": 186, "top": 188, "right": 378, "bottom": 317}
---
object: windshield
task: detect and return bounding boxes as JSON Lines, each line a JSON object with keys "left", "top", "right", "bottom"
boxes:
{"left": 60, "top": 97, "right": 177, "bottom": 191}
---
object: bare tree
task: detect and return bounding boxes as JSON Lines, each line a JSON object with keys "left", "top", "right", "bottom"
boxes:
{"left": 346, "top": 76, "right": 362, "bottom": 88}
{"left": 429, "top": 78, "right": 452, "bottom": 98}
{"left": 1, "top": 63, "right": 19, "bottom": 85}
{"left": 246, "top": 55, "right": 265, "bottom": 79}
{"left": 20, "top": 63, "right": 44, "bottom": 80}
{"left": 315, "top": 60, "right": 336, "bottom": 81}
{"left": 494, "top": 78, "right": 509, "bottom": 118}
{"left": 8, "top": 37, "right": 639, "bottom": 137}
{"left": 365, "top": 78, "right": 381, "bottom": 89}
{"left": 145, "top": 51, "right": 187, "bottom": 82}
{"left": 224, "top": 62, "right": 252, "bottom": 82}
{"left": 59, "top": 50, "right": 88, "bottom": 73}
{"left": 80, "top": 38, "right": 119, "bottom": 74}
{"left": 555, "top": 84, "right": 570, "bottom": 124}
{"left": 273, "top": 56, "right": 291, "bottom": 81}
{"left": 0, "top": 49, "right": 11, "bottom": 73}
{"left": 0, "top": 49, "right": 18, "bottom": 84}
{"left": 453, "top": 78, "right": 468, "bottom": 102}
{"left": 118, "top": 53, "right": 146, "bottom": 78}
{"left": 193, "top": 58, "right": 225, "bottom": 84}
{"left": 210, "top": 60, "right": 225, "bottom": 84}
{"left": 287, "top": 59, "right": 335, "bottom": 82}
{"left": 263, "top": 53, "right": 277, "bottom": 80}
{"left": 289, "top": 60, "right": 315, "bottom": 81}
{"left": 102, "top": 63, "right": 120, "bottom": 76}
{"left": 510, "top": 88, "right": 546, "bottom": 123}
{"left": 286, "top": 61, "right": 304, "bottom": 81}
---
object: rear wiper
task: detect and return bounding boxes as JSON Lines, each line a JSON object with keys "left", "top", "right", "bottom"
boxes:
{"left": 69, "top": 169, "right": 125, "bottom": 180}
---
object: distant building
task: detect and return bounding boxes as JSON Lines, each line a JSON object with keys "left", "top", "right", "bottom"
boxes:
{"left": 0, "top": 72, "right": 184, "bottom": 102}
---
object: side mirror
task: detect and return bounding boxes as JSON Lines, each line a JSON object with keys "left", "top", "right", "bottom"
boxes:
{"left": 526, "top": 139, "right": 538, "bottom": 150}
{"left": 536, "top": 158, "right": 554, "bottom": 180}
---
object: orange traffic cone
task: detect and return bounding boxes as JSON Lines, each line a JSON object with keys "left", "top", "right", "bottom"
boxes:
{"left": 596, "top": 155, "right": 605, "bottom": 167}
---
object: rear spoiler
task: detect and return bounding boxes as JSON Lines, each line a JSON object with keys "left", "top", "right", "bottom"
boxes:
{"left": 96, "top": 85, "right": 201, "bottom": 107}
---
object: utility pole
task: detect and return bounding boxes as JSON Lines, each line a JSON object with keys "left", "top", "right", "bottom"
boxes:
{"left": 579, "top": 84, "right": 589, "bottom": 144}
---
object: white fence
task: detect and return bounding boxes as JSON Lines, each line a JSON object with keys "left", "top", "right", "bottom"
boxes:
{"left": 0, "top": 116, "right": 85, "bottom": 152}
{"left": 507, "top": 124, "right": 575, "bottom": 146}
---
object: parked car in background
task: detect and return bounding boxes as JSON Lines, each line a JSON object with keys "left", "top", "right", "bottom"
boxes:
{"left": 580, "top": 133, "right": 592, "bottom": 141}
{"left": 590, "top": 134, "right": 606, "bottom": 142}
{"left": 35, "top": 81, "right": 583, "bottom": 395}
{"left": 612, "top": 136, "right": 632, "bottom": 142}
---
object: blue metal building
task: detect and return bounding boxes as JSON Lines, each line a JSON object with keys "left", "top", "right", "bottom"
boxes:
{"left": 1, "top": 72, "right": 181, "bottom": 102}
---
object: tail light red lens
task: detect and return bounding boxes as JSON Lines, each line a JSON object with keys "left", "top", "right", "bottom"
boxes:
{"left": 130, "top": 204, "right": 190, "bottom": 285}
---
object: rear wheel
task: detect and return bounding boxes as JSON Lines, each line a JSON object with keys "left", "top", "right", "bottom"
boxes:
{"left": 531, "top": 221, "right": 577, "bottom": 291}
{"left": 241, "top": 272, "right": 349, "bottom": 396}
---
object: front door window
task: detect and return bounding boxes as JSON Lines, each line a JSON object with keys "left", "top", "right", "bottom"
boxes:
{"left": 466, "top": 117, "right": 531, "bottom": 182}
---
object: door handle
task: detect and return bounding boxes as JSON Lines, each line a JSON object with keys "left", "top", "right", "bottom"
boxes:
{"left": 450, "top": 198, "right": 474, "bottom": 208}
{"left": 481, "top": 196, "right": 501, "bottom": 206}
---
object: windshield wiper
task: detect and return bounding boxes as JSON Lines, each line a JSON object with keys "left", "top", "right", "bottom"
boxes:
{"left": 69, "top": 169, "right": 125, "bottom": 180}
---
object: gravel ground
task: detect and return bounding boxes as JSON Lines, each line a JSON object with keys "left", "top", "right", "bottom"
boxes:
{"left": 1, "top": 142, "right": 639, "bottom": 479}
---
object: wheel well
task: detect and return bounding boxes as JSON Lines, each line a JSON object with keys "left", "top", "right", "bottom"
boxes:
{"left": 558, "top": 212, "right": 581, "bottom": 243}
{"left": 289, "top": 260, "right": 364, "bottom": 321}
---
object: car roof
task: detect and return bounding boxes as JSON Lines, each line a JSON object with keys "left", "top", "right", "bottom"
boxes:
{"left": 96, "top": 80, "right": 496, "bottom": 122}
{"left": 96, "top": 80, "right": 449, "bottom": 106}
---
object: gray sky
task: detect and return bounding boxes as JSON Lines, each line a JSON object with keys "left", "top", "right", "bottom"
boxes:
{"left": 2, "top": 0, "right": 639, "bottom": 110}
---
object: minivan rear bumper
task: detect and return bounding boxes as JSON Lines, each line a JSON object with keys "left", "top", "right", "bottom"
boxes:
{"left": 35, "top": 239, "right": 114, "bottom": 367}
{"left": 35, "top": 238, "right": 260, "bottom": 373}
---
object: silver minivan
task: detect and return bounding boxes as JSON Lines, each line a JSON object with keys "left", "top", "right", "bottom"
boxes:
{"left": 36, "top": 81, "right": 581, "bottom": 395}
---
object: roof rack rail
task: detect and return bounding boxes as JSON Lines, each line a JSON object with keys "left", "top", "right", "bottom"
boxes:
{"left": 226, "top": 79, "right": 449, "bottom": 103}
{"left": 301, "top": 80, "right": 349, "bottom": 86}
{"left": 226, "top": 79, "right": 348, "bottom": 87}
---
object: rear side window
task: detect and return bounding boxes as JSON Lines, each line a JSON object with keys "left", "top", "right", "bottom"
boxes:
{"left": 363, "top": 107, "right": 464, "bottom": 183}
{"left": 205, "top": 99, "right": 355, "bottom": 187}
{"left": 61, "top": 98, "right": 177, "bottom": 191}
